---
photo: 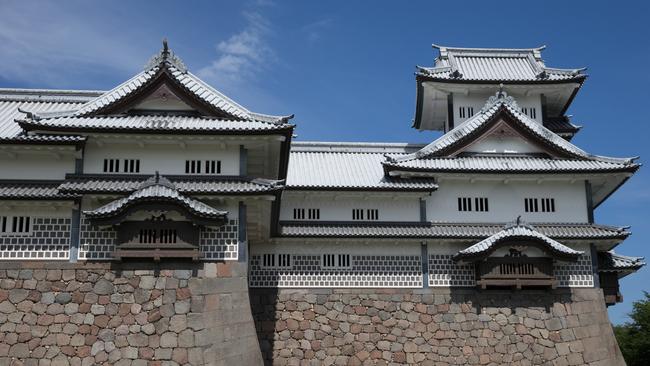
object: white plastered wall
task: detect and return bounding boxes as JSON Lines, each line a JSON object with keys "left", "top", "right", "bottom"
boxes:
{"left": 453, "top": 92, "right": 542, "bottom": 125}
{"left": 0, "top": 151, "right": 76, "bottom": 180}
{"left": 83, "top": 141, "right": 240, "bottom": 175}
{"left": 279, "top": 195, "right": 422, "bottom": 222}
{"left": 426, "top": 179, "right": 589, "bottom": 223}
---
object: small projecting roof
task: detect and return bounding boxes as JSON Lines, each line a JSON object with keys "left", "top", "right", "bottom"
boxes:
{"left": 84, "top": 174, "right": 226, "bottom": 221}
{"left": 599, "top": 251, "right": 645, "bottom": 278}
{"left": 452, "top": 219, "right": 584, "bottom": 262}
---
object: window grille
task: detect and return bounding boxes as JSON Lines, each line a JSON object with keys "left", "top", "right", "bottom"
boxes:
{"left": 293, "top": 208, "right": 305, "bottom": 220}
{"left": 1, "top": 216, "right": 31, "bottom": 234}
{"left": 307, "top": 208, "right": 320, "bottom": 220}
{"left": 261, "top": 253, "right": 292, "bottom": 268}
{"left": 458, "top": 197, "right": 488, "bottom": 212}
{"left": 526, "top": 198, "right": 555, "bottom": 213}
{"left": 458, "top": 106, "right": 474, "bottom": 119}
{"left": 322, "top": 253, "right": 351, "bottom": 269}
{"left": 521, "top": 107, "right": 537, "bottom": 119}
{"left": 366, "top": 209, "right": 379, "bottom": 220}
{"left": 185, "top": 160, "right": 221, "bottom": 174}
{"left": 352, "top": 209, "right": 364, "bottom": 220}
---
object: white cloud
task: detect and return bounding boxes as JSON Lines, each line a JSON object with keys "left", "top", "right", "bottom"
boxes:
{"left": 198, "top": 9, "right": 275, "bottom": 89}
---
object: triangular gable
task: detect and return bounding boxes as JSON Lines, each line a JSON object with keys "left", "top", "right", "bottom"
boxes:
{"left": 23, "top": 40, "right": 292, "bottom": 123}
{"left": 390, "top": 91, "right": 634, "bottom": 165}
{"left": 456, "top": 119, "right": 553, "bottom": 156}
{"left": 453, "top": 219, "right": 583, "bottom": 262}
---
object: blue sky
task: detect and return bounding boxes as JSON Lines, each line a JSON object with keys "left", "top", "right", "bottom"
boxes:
{"left": 1, "top": 0, "right": 648, "bottom": 324}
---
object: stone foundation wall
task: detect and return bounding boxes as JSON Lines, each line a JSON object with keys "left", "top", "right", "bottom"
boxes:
{"left": 0, "top": 261, "right": 262, "bottom": 366}
{"left": 250, "top": 288, "right": 625, "bottom": 366}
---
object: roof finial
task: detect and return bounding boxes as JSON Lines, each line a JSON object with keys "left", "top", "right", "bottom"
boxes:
{"left": 497, "top": 83, "right": 505, "bottom": 97}
{"left": 516, "top": 215, "right": 522, "bottom": 225}
{"left": 155, "top": 171, "right": 160, "bottom": 183}
{"left": 162, "top": 38, "right": 169, "bottom": 55}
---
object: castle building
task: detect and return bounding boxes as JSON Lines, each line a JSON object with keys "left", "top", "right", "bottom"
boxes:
{"left": 0, "top": 42, "right": 644, "bottom": 365}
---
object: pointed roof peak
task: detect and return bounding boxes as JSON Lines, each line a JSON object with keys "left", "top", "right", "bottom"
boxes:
{"left": 144, "top": 38, "right": 187, "bottom": 73}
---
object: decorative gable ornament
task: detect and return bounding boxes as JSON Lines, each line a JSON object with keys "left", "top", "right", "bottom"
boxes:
{"left": 144, "top": 38, "right": 188, "bottom": 73}
{"left": 480, "top": 87, "right": 519, "bottom": 114}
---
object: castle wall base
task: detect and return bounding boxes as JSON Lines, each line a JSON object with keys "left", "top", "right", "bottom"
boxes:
{"left": 0, "top": 261, "right": 263, "bottom": 366}
{"left": 250, "top": 287, "right": 625, "bottom": 366}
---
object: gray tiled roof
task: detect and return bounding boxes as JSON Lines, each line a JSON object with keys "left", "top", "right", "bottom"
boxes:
{"left": 418, "top": 45, "right": 586, "bottom": 82}
{"left": 84, "top": 180, "right": 226, "bottom": 219}
{"left": 278, "top": 221, "right": 630, "bottom": 240}
{"left": 0, "top": 181, "right": 77, "bottom": 200}
{"left": 453, "top": 223, "right": 583, "bottom": 260}
{"left": 0, "top": 90, "right": 95, "bottom": 139}
{"left": 599, "top": 251, "right": 645, "bottom": 273}
{"left": 287, "top": 142, "right": 437, "bottom": 191}
{"left": 59, "top": 175, "right": 283, "bottom": 195}
{"left": 386, "top": 91, "right": 638, "bottom": 172}
{"left": 24, "top": 43, "right": 291, "bottom": 124}
{"left": 543, "top": 117, "right": 581, "bottom": 134}
{"left": 383, "top": 155, "right": 637, "bottom": 174}
{"left": 18, "top": 115, "right": 294, "bottom": 134}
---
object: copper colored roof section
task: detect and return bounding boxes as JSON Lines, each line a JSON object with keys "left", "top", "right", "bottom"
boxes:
{"left": 278, "top": 221, "right": 630, "bottom": 241}
{"left": 418, "top": 45, "right": 586, "bottom": 83}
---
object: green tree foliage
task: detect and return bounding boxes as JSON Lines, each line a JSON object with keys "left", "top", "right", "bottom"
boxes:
{"left": 614, "top": 292, "right": 650, "bottom": 365}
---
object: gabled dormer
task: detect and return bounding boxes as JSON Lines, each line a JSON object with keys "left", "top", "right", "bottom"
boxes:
{"left": 386, "top": 90, "right": 639, "bottom": 207}
{"left": 413, "top": 45, "right": 586, "bottom": 133}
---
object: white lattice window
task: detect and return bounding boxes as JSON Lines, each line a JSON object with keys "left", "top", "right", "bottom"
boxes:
{"left": 122, "top": 159, "right": 140, "bottom": 173}
{"left": 525, "top": 198, "right": 555, "bottom": 213}
{"left": 353, "top": 209, "right": 378, "bottom": 221}
{"left": 308, "top": 209, "right": 320, "bottom": 220}
{"left": 293, "top": 208, "right": 305, "bottom": 220}
{"left": 185, "top": 160, "right": 221, "bottom": 174}
{"left": 261, "top": 253, "right": 292, "bottom": 268}
{"left": 1, "top": 216, "right": 31, "bottom": 235}
{"left": 322, "top": 254, "right": 351, "bottom": 269}
{"left": 521, "top": 107, "right": 537, "bottom": 119}
{"left": 459, "top": 106, "right": 474, "bottom": 119}
{"left": 458, "top": 197, "right": 489, "bottom": 212}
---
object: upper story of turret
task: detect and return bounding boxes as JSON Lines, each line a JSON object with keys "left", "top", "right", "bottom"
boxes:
{"left": 413, "top": 45, "right": 586, "bottom": 139}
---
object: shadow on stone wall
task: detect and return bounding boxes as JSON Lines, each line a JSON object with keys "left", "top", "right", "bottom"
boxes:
{"left": 249, "top": 287, "right": 625, "bottom": 365}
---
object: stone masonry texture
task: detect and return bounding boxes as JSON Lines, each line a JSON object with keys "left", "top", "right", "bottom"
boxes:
{"left": 250, "top": 288, "right": 625, "bottom": 366}
{"left": 0, "top": 261, "right": 263, "bottom": 366}
{"left": 0, "top": 260, "right": 625, "bottom": 366}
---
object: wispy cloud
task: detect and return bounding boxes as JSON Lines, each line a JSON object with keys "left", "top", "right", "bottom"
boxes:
{"left": 0, "top": 2, "right": 146, "bottom": 88}
{"left": 301, "top": 18, "right": 334, "bottom": 43}
{"left": 198, "top": 8, "right": 276, "bottom": 89}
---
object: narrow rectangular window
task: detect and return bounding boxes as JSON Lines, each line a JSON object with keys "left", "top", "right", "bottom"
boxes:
{"left": 12, "top": 217, "right": 17, "bottom": 232}
{"left": 277, "top": 254, "right": 292, "bottom": 268}
{"left": 293, "top": 208, "right": 305, "bottom": 220}
{"left": 366, "top": 209, "right": 379, "bottom": 220}
{"left": 468, "top": 107, "right": 474, "bottom": 116}
{"left": 103, "top": 159, "right": 108, "bottom": 172}
{"left": 185, "top": 160, "right": 190, "bottom": 174}
{"left": 352, "top": 209, "right": 364, "bottom": 220}
{"left": 262, "top": 254, "right": 275, "bottom": 268}
{"left": 1, "top": 216, "right": 6, "bottom": 233}
{"left": 308, "top": 209, "right": 320, "bottom": 220}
